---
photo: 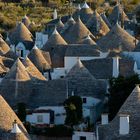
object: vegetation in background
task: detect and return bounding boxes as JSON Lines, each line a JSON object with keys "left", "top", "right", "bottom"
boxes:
{"left": 0, "top": 0, "right": 138, "bottom": 37}
{"left": 45, "top": 125, "right": 73, "bottom": 137}
{"left": 64, "top": 96, "right": 83, "bottom": 126}
{"left": 108, "top": 74, "right": 140, "bottom": 120}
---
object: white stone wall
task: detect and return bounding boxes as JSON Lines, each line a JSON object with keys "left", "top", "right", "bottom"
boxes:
{"left": 16, "top": 42, "right": 26, "bottom": 57}
{"left": 50, "top": 52, "right": 109, "bottom": 80}
{"left": 35, "top": 32, "right": 48, "bottom": 48}
{"left": 26, "top": 113, "right": 50, "bottom": 124}
{"left": 82, "top": 96, "right": 101, "bottom": 107}
{"left": 119, "top": 115, "right": 130, "bottom": 135}
{"left": 123, "top": 51, "right": 140, "bottom": 74}
{"left": 51, "top": 68, "right": 66, "bottom": 79}
{"left": 64, "top": 57, "right": 99, "bottom": 73}
{"left": 26, "top": 106, "right": 66, "bottom": 125}
{"left": 72, "top": 131, "right": 96, "bottom": 140}
{"left": 82, "top": 96, "right": 101, "bottom": 123}
{"left": 112, "top": 57, "right": 119, "bottom": 78}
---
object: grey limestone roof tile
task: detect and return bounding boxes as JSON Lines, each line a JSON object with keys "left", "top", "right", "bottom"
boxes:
{"left": 22, "top": 15, "right": 31, "bottom": 28}
{"left": 61, "top": 17, "right": 95, "bottom": 44}
{"left": 108, "top": 4, "right": 129, "bottom": 26}
{"left": 0, "top": 95, "right": 30, "bottom": 140}
{"left": 65, "top": 44, "right": 100, "bottom": 57}
{"left": 9, "top": 22, "right": 34, "bottom": 50}
{"left": 98, "top": 85, "right": 140, "bottom": 140}
{"left": 28, "top": 45, "right": 51, "bottom": 72}
{"left": 97, "top": 23, "right": 137, "bottom": 52}
{"left": 86, "top": 10, "right": 110, "bottom": 36}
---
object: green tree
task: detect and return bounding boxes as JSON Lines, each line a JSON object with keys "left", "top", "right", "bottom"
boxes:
{"left": 109, "top": 74, "right": 140, "bottom": 120}
{"left": 64, "top": 96, "right": 83, "bottom": 126}
{"left": 17, "top": 103, "right": 26, "bottom": 122}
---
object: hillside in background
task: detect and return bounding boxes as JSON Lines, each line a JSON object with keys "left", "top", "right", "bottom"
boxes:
{"left": 0, "top": 0, "right": 139, "bottom": 37}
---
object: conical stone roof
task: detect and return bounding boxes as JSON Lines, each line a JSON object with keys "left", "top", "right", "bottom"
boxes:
{"left": 108, "top": 4, "right": 129, "bottom": 25}
{"left": 0, "top": 95, "right": 30, "bottom": 140}
{"left": 28, "top": 45, "right": 51, "bottom": 72}
{"left": 87, "top": 10, "right": 110, "bottom": 36}
{"left": 62, "top": 17, "right": 95, "bottom": 44}
{"left": 9, "top": 22, "right": 33, "bottom": 45}
{"left": 100, "top": 12, "right": 112, "bottom": 29}
{"left": 2, "top": 50, "right": 18, "bottom": 60}
{"left": 3, "top": 58, "right": 31, "bottom": 81}
{"left": 66, "top": 59, "right": 95, "bottom": 80}
{"left": 97, "top": 23, "right": 137, "bottom": 52}
{"left": 42, "top": 28, "right": 67, "bottom": 51}
{"left": 56, "top": 18, "right": 65, "bottom": 33}
{"left": 0, "top": 37, "right": 10, "bottom": 54}
{"left": 22, "top": 15, "right": 31, "bottom": 28}
{"left": 0, "top": 56, "right": 14, "bottom": 74}
{"left": 21, "top": 57, "right": 46, "bottom": 81}
{"left": 73, "top": 2, "right": 93, "bottom": 24}
{"left": 119, "top": 85, "right": 140, "bottom": 114}
{"left": 98, "top": 85, "right": 140, "bottom": 140}
{"left": 79, "top": 35, "right": 96, "bottom": 45}
{"left": 60, "top": 16, "right": 76, "bottom": 34}
{"left": 0, "top": 63, "right": 8, "bottom": 74}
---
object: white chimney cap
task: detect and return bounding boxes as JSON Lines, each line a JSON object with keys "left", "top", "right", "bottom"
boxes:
{"left": 11, "top": 120, "right": 22, "bottom": 133}
{"left": 119, "top": 114, "right": 130, "bottom": 135}
{"left": 82, "top": 2, "right": 89, "bottom": 9}
{"left": 101, "top": 113, "right": 109, "bottom": 125}
{"left": 77, "top": 4, "right": 81, "bottom": 10}
{"left": 33, "top": 44, "right": 38, "bottom": 49}
{"left": 52, "top": 27, "right": 59, "bottom": 35}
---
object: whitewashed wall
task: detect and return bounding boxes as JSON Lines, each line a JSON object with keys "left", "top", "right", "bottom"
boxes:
{"left": 64, "top": 53, "right": 109, "bottom": 73}
{"left": 26, "top": 113, "right": 50, "bottom": 124}
{"left": 38, "top": 106, "right": 66, "bottom": 125}
{"left": 123, "top": 52, "right": 140, "bottom": 67}
{"left": 35, "top": 32, "right": 48, "bottom": 48}
{"left": 51, "top": 68, "right": 66, "bottom": 79}
{"left": 27, "top": 106, "right": 66, "bottom": 125}
{"left": 82, "top": 96, "right": 101, "bottom": 107}
{"left": 16, "top": 42, "right": 26, "bottom": 57}
{"left": 72, "top": 131, "right": 96, "bottom": 140}
{"left": 50, "top": 52, "right": 109, "bottom": 80}
{"left": 65, "top": 57, "right": 98, "bottom": 72}
{"left": 82, "top": 96, "right": 101, "bottom": 122}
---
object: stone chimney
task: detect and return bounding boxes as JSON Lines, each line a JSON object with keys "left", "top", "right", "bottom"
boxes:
{"left": 119, "top": 114, "right": 130, "bottom": 135}
{"left": 134, "top": 61, "right": 139, "bottom": 74}
{"left": 53, "top": 9, "right": 57, "bottom": 20}
{"left": 101, "top": 113, "right": 109, "bottom": 125}
{"left": 112, "top": 57, "right": 119, "bottom": 78}
{"left": 77, "top": 4, "right": 81, "bottom": 10}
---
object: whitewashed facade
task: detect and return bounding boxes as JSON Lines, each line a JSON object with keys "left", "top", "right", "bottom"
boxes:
{"left": 35, "top": 32, "right": 48, "bottom": 49}
{"left": 72, "top": 131, "right": 96, "bottom": 140}
{"left": 26, "top": 106, "right": 66, "bottom": 125}
{"left": 16, "top": 42, "right": 29, "bottom": 58}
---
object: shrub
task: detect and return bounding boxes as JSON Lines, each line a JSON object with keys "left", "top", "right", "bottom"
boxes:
{"left": 45, "top": 125, "right": 73, "bottom": 137}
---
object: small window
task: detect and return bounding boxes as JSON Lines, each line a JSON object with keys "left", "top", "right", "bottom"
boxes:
{"left": 83, "top": 98, "right": 87, "bottom": 103}
{"left": 37, "top": 115, "right": 43, "bottom": 123}
{"left": 20, "top": 50, "right": 23, "bottom": 57}
{"left": 60, "top": 76, "right": 64, "bottom": 78}
{"left": 80, "top": 136, "right": 86, "bottom": 140}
